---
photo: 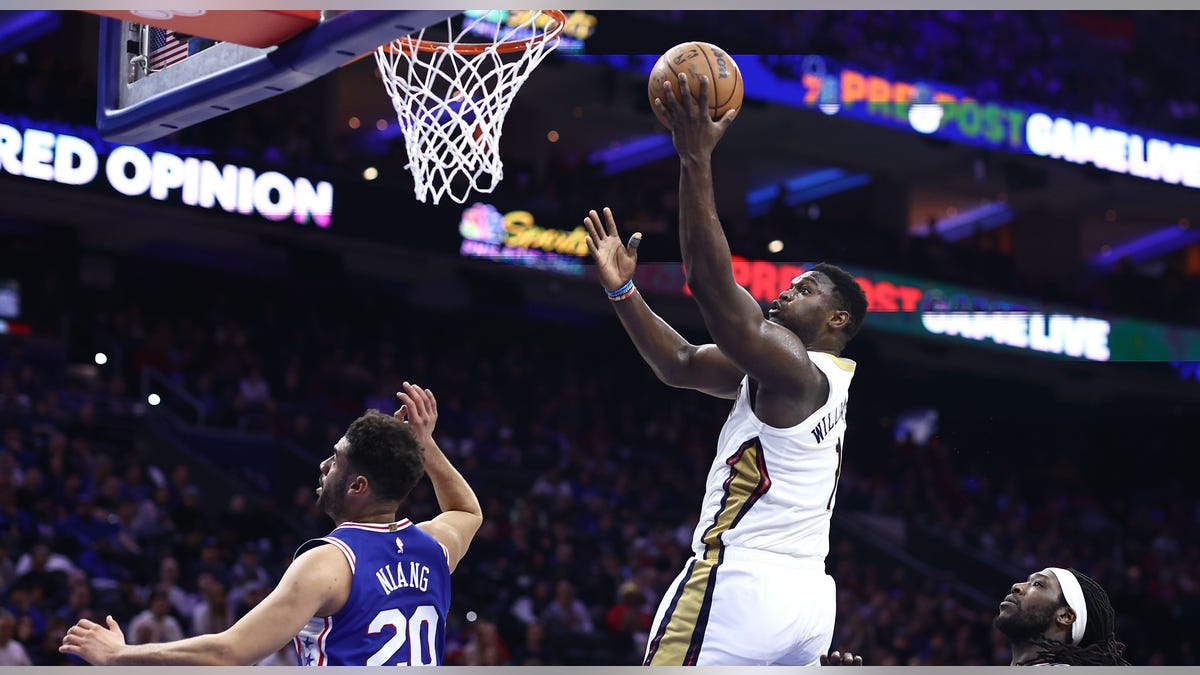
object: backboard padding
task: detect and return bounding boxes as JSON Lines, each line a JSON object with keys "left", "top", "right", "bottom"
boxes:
{"left": 97, "top": 10, "right": 461, "bottom": 145}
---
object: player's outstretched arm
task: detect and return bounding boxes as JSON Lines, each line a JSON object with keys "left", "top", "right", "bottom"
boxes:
{"left": 60, "top": 544, "right": 348, "bottom": 665}
{"left": 654, "top": 74, "right": 818, "bottom": 395}
{"left": 397, "top": 382, "right": 482, "bottom": 573}
{"left": 583, "top": 207, "right": 742, "bottom": 399}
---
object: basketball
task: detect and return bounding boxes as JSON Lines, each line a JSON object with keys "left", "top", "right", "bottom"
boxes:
{"left": 647, "top": 42, "right": 743, "bottom": 127}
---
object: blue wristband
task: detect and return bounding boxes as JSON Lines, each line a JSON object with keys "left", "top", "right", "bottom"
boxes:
{"left": 606, "top": 280, "right": 634, "bottom": 298}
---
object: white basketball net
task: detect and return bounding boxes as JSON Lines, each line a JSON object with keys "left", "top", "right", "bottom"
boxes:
{"left": 375, "top": 11, "right": 564, "bottom": 205}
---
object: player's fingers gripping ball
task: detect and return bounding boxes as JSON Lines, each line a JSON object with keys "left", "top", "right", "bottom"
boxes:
{"left": 648, "top": 41, "right": 743, "bottom": 126}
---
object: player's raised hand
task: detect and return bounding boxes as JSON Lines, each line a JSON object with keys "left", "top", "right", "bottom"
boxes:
{"left": 59, "top": 615, "right": 127, "bottom": 665}
{"left": 820, "top": 650, "right": 863, "bottom": 666}
{"left": 582, "top": 207, "right": 640, "bottom": 293}
{"left": 654, "top": 72, "right": 737, "bottom": 159}
{"left": 396, "top": 382, "right": 438, "bottom": 445}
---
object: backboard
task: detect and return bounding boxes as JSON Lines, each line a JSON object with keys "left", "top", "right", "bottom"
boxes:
{"left": 92, "top": 10, "right": 460, "bottom": 145}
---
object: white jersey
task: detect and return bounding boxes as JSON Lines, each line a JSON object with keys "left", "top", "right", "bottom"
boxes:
{"left": 689, "top": 351, "right": 856, "bottom": 562}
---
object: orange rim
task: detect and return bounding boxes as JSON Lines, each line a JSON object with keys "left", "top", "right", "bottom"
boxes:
{"left": 385, "top": 10, "right": 567, "bottom": 56}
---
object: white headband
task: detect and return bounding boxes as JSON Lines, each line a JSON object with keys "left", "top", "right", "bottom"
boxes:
{"left": 1046, "top": 567, "right": 1088, "bottom": 646}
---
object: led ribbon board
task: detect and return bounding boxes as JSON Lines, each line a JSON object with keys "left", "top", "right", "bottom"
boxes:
{"left": 660, "top": 260, "right": 1200, "bottom": 362}
{"left": 570, "top": 54, "right": 1200, "bottom": 190}
{"left": 0, "top": 115, "right": 333, "bottom": 227}
{"left": 456, "top": 215, "right": 1200, "bottom": 363}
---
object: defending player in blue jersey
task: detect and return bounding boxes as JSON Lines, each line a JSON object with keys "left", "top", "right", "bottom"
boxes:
{"left": 60, "top": 382, "right": 482, "bottom": 666}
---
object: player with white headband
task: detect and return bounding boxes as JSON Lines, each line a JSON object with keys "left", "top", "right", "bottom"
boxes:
{"left": 820, "top": 566, "right": 1131, "bottom": 667}
{"left": 993, "top": 567, "right": 1130, "bottom": 666}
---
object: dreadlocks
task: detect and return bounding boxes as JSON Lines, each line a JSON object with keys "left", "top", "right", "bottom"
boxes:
{"left": 1024, "top": 569, "right": 1131, "bottom": 666}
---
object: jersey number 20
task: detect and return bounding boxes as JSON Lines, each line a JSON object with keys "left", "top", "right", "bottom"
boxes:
{"left": 367, "top": 605, "right": 440, "bottom": 666}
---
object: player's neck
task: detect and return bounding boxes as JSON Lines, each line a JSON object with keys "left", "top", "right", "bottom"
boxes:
{"left": 807, "top": 345, "right": 842, "bottom": 357}
{"left": 1010, "top": 636, "right": 1059, "bottom": 666}
{"left": 336, "top": 504, "right": 401, "bottom": 525}
{"left": 805, "top": 331, "right": 844, "bottom": 356}
{"left": 1010, "top": 641, "right": 1036, "bottom": 666}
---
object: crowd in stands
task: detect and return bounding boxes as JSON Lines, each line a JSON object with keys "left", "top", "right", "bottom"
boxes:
{"left": 2, "top": 234, "right": 1198, "bottom": 665}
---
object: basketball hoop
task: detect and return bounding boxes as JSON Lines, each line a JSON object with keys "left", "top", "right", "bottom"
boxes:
{"left": 374, "top": 10, "right": 566, "bottom": 205}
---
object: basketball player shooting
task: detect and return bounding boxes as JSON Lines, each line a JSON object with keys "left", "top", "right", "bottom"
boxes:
{"left": 60, "top": 383, "right": 482, "bottom": 666}
{"left": 583, "top": 71, "right": 867, "bottom": 665}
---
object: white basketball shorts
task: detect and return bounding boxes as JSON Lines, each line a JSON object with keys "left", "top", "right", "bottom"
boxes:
{"left": 643, "top": 546, "right": 836, "bottom": 666}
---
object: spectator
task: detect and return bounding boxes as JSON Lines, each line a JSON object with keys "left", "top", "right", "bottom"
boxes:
{"left": 126, "top": 592, "right": 184, "bottom": 645}
{"left": 605, "top": 581, "right": 653, "bottom": 662}
{"left": 190, "top": 575, "right": 235, "bottom": 637}
{"left": 540, "top": 580, "right": 594, "bottom": 636}
{"left": 510, "top": 622, "right": 554, "bottom": 665}
{"left": 452, "top": 619, "right": 511, "bottom": 665}
{"left": 156, "top": 557, "right": 198, "bottom": 619}
{"left": 0, "top": 608, "right": 32, "bottom": 666}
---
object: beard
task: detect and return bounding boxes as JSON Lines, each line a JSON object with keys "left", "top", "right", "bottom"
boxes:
{"left": 994, "top": 603, "right": 1058, "bottom": 643}
{"left": 315, "top": 474, "right": 349, "bottom": 521}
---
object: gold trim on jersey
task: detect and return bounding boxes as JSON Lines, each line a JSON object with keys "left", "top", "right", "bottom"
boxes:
{"left": 817, "top": 353, "right": 857, "bottom": 372}
{"left": 644, "top": 439, "right": 772, "bottom": 665}
{"left": 700, "top": 439, "right": 772, "bottom": 562}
